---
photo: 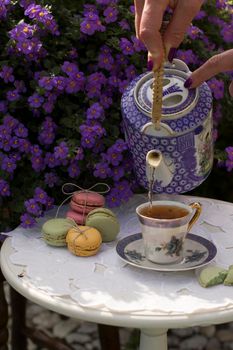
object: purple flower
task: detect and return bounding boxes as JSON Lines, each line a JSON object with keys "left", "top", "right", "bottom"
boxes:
{"left": 11, "top": 137, "right": 21, "bottom": 149}
{"left": 45, "top": 196, "right": 54, "bottom": 210}
{"left": 118, "top": 79, "right": 129, "bottom": 93}
{"left": 0, "top": 135, "right": 11, "bottom": 152}
{"left": 0, "top": 65, "right": 14, "bottom": 83}
{"left": 176, "top": 49, "right": 199, "bottom": 65}
{"left": 61, "top": 61, "right": 79, "bottom": 76}
{"left": 68, "top": 161, "right": 81, "bottom": 178}
{"left": 0, "top": 178, "right": 10, "bottom": 196}
{"left": 194, "top": 10, "right": 206, "bottom": 20}
{"left": 0, "top": 4, "right": 7, "bottom": 19}
{"left": 226, "top": 146, "right": 233, "bottom": 161}
{"left": 216, "top": 0, "right": 227, "bottom": 9}
{"left": 9, "top": 22, "right": 36, "bottom": 40}
{"left": 98, "top": 49, "right": 114, "bottom": 70}
{"left": 24, "top": 3, "right": 59, "bottom": 35}
{"left": 6, "top": 89, "right": 20, "bottom": 102}
{"left": 119, "top": 19, "right": 130, "bottom": 30}
{"left": 114, "top": 139, "right": 128, "bottom": 152}
{"left": 19, "top": 0, "right": 34, "bottom": 8}
{"left": 114, "top": 180, "right": 133, "bottom": 201}
{"left": 25, "top": 198, "right": 41, "bottom": 215}
{"left": 54, "top": 141, "right": 69, "bottom": 160}
{"left": 44, "top": 172, "right": 59, "bottom": 188}
{"left": 221, "top": 25, "right": 233, "bottom": 43}
{"left": 1, "top": 156, "right": 17, "bottom": 173}
{"left": 67, "top": 48, "right": 78, "bottom": 60}
{"left": 131, "top": 36, "right": 146, "bottom": 52}
{"left": 44, "top": 152, "right": 58, "bottom": 168}
{"left": 38, "top": 117, "right": 57, "bottom": 145}
{"left": 30, "top": 144, "right": 42, "bottom": 155}
{"left": 28, "top": 93, "right": 44, "bottom": 108}
{"left": 52, "top": 76, "right": 67, "bottom": 91}
{"left": 75, "top": 147, "right": 84, "bottom": 160}
{"left": 103, "top": 6, "right": 118, "bottom": 23}
{"left": 14, "top": 123, "right": 28, "bottom": 138}
{"left": 80, "top": 122, "right": 106, "bottom": 149}
{"left": 208, "top": 78, "right": 224, "bottom": 100}
{"left": 34, "top": 187, "right": 48, "bottom": 204}
{"left": 38, "top": 76, "right": 54, "bottom": 91}
{"left": 31, "top": 155, "right": 45, "bottom": 172}
{"left": 80, "top": 19, "right": 98, "bottom": 35}
{"left": 106, "top": 146, "right": 123, "bottom": 166}
{"left": 100, "top": 94, "right": 112, "bottom": 109}
{"left": 66, "top": 74, "right": 85, "bottom": 93}
{"left": 119, "top": 38, "right": 135, "bottom": 55}
{"left": 187, "top": 25, "right": 203, "bottom": 40}
{"left": 86, "top": 103, "right": 104, "bottom": 120}
{"left": 20, "top": 213, "right": 36, "bottom": 228}
{"left": 105, "top": 188, "right": 122, "bottom": 207}
{"left": 125, "top": 64, "right": 137, "bottom": 80}
{"left": 111, "top": 166, "right": 125, "bottom": 181}
{"left": 93, "top": 161, "right": 111, "bottom": 178}
{"left": 3, "top": 115, "right": 18, "bottom": 130}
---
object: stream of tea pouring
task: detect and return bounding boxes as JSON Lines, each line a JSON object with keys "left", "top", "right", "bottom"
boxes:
{"left": 146, "top": 150, "right": 162, "bottom": 208}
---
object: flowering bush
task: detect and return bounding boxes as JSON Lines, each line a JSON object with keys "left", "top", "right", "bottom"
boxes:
{"left": 0, "top": 0, "right": 232, "bottom": 231}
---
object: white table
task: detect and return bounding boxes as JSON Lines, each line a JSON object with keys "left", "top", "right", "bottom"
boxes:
{"left": 1, "top": 194, "right": 233, "bottom": 350}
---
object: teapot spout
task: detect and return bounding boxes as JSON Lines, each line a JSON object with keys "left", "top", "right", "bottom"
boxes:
{"left": 146, "top": 150, "right": 174, "bottom": 188}
{"left": 146, "top": 150, "right": 162, "bottom": 169}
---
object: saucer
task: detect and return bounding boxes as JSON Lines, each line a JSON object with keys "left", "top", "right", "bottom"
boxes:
{"left": 116, "top": 233, "right": 217, "bottom": 272}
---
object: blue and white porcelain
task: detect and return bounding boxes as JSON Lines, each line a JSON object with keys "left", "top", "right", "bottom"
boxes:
{"left": 121, "top": 59, "right": 213, "bottom": 194}
{"left": 116, "top": 232, "right": 217, "bottom": 272}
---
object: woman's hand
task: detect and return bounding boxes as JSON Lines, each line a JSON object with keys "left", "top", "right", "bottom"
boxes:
{"left": 184, "top": 49, "right": 233, "bottom": 97}
{"left": 134, "top": 0, "right": 204, "bottom": 69}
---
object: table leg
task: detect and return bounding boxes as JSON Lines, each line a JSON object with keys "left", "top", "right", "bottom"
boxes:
{"left": 139, "top": 328, "right": 168, "bottom": 350}
{"left": 0, "top": 268, "right": 8, "bottom": 350}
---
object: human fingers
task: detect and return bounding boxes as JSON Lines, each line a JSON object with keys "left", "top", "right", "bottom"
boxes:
{"left": 134, "top": 0, "right": 145, "bottom": 39}
{"left": 184, "top": 49, "right": 233, "bottom": 91}
{"left": 164, "top": 0, "right": 204, "bottom": 61}
{"left": 139, "top": 0, "right": 169, "bottom": 68}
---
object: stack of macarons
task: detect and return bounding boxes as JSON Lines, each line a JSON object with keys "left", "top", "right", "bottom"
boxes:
{"left": 42, "top": 190, "right": 121, "bottom": 258}
{"left": 66, "top": 191, "right": 105, "bottom": 225}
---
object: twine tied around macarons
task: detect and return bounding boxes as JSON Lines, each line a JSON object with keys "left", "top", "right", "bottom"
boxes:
{"left": 55, "top": 182, "right": 110, "bottom": 219}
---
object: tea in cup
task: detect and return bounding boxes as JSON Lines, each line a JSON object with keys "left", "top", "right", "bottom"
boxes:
{"left": 136, "top": 200, "right": 202, "bottom": 264}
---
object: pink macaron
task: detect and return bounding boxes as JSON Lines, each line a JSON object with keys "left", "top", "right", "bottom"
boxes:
{"left": 70, "top": 191, "right": 105, "bottom": 215}
{"left": 66, "top": 210, "right": 86, "bottom": 225}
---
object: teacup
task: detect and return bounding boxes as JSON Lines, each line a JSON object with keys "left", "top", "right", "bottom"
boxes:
{"left": 136, "top": 200, "right": 202, "bottom": 264}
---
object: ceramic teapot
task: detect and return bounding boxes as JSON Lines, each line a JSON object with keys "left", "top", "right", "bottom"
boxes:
{"left": 121, "top": 59, "right": 213, "bottom": 194}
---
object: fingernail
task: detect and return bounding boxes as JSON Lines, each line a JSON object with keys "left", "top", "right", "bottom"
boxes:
{"left": 168, "top": 47, "right": 177, "bottom": 63}
{"left": 147, "top": 60, "right": 153, "bottom": 71}
{"left": 184, "top": 77, "right": 193, "bottom": 89}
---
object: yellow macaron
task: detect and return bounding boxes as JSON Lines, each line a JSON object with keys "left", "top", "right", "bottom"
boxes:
{"left": 66, "top": 226, "right": 102, "bottom": 257}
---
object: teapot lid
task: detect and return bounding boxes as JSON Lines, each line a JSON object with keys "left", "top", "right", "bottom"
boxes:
{"left": 134, "top": 59, "right": 198, "bottom": 118}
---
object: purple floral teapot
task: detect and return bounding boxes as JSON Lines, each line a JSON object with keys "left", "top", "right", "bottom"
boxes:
{"left": 121, "top": 59, "right": 213, "bottom": 194}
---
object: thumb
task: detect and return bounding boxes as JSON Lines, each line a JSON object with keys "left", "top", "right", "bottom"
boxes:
{"left": 184, "top": 49, "right": 233, "bottom": 89}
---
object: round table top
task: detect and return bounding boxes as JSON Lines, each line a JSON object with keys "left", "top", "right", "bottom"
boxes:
{"left": 1, "top": 194, "right": 233, "bottom": 330}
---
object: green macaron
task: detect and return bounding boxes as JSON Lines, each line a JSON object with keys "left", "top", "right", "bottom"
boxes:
{"left": 224, "top": 265, "right": 233, "bottom": 286}
{"left": 85, "top": 208, "right": 120, "bottom": 242}
{"left": 42, "top": 218, "right": 74, "bottom": 246}
{"left": 198, "top": 266, "right": 228, "bottom": 288}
